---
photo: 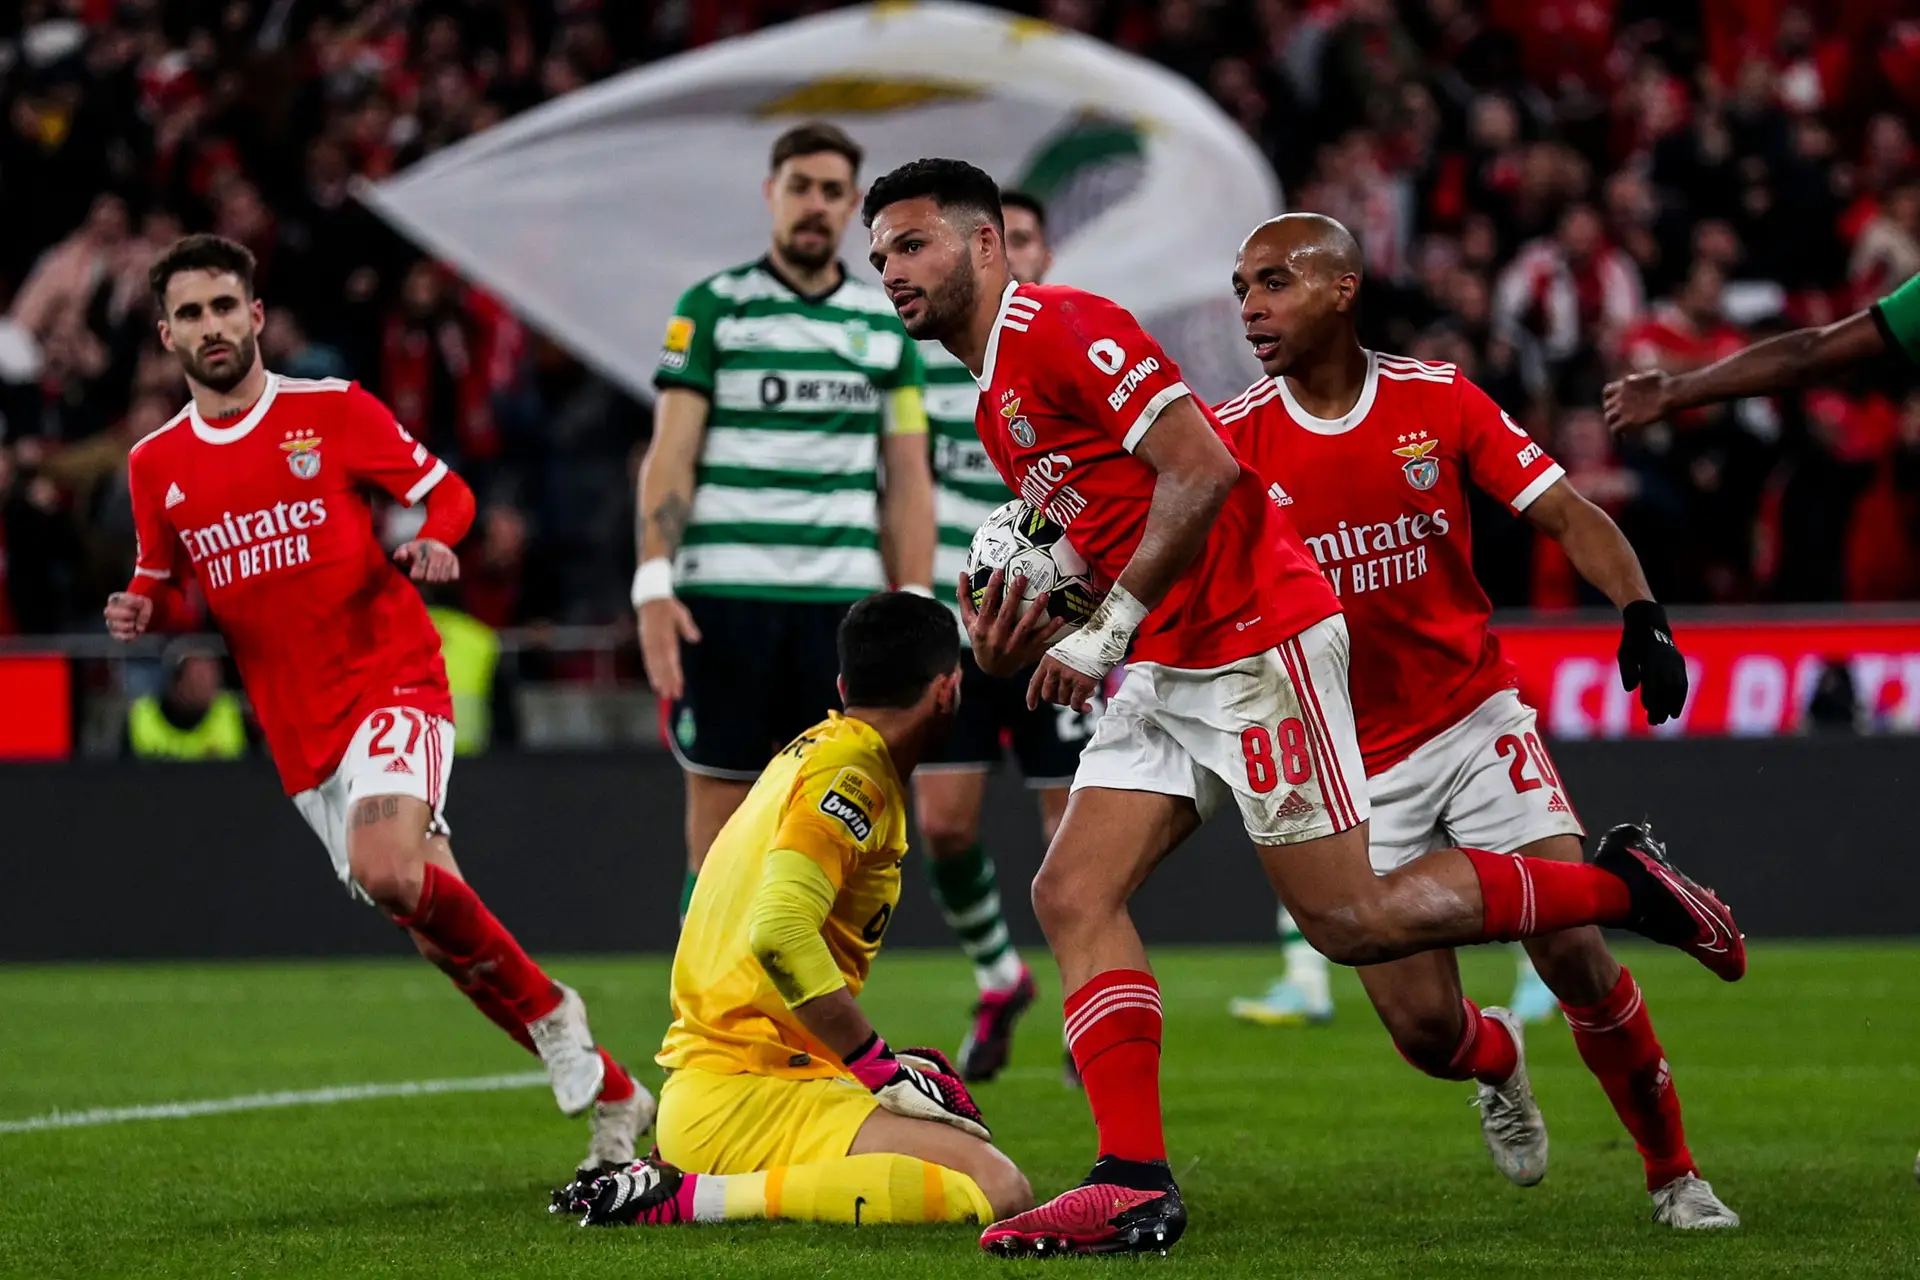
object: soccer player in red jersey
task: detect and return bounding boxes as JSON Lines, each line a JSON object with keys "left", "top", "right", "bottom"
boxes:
{"left": 1217, "top": 213, "right": 1738, "bottom": 1229}
{"left": 103, "top": 235, "right": 652, "bottom": 1169}
{"left": 863, "top": 161, "right": 1744, "bottom": 1256}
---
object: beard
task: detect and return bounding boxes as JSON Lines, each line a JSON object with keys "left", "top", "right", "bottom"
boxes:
{"left": 900, "top": 257, "right": 978, "bottom": 341}
{"left": 776, "top": 219, "right": 837, "bottom": 272}
{"left": 179, "top": 332, "right": 258, "bottom": 394}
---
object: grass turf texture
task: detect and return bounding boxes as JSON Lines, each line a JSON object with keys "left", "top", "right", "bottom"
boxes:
{"left": 1, "top": 943, "right": 1914, "bottom": 1278}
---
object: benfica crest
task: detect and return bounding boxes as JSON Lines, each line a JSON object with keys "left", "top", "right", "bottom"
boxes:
{"left": 1392, "top": 432, "right": 1439, "bottom": 491}
{"left": 281, "top": 431, "right": 322, "bottom": 479}
{"left": 1001, "top": 397, "right": 1036, "bottom": 448}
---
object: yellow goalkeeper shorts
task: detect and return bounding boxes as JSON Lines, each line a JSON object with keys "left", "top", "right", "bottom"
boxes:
{"left": 656, "top": 1068, "right": 880, "bottom": 1174}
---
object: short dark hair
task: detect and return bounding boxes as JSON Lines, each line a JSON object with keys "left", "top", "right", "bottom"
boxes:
{"left": 149, "top": 234, "right": 256, "bottom": 313}
{"left": 1000, "top": 189, "right": 1047, "bottom": 232}
{"left": 837, "top": 591, "right": 961, "bottom": 709}
{"left": 861, "top": 157, "right": 1003, "bottom": 233}
{"left": 770, "top": 121, "right": 863, "bottom": 175}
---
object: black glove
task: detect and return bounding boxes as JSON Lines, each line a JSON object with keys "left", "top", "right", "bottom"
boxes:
{"left": 1618, "top": 600, "right": 1687, "bottom": 725}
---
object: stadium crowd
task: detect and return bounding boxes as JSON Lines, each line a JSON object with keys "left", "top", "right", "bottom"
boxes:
{"left": 3, "top": 0, "right": 1920, "bottom": 640}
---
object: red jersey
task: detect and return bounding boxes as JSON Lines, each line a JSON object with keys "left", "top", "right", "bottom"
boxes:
{"left": 128, "top": 373, "right": 454, "bottom": 794}
{"left": 1216, "top": 353, "right": 1566, "bottom": 773}
{"left": 970, "top": 283, "right": 1337, "bottom": 669}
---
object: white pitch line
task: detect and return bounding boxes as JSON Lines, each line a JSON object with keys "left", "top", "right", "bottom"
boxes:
{"left": 0, "top": 1070, "right": 549, "bottom": 1135}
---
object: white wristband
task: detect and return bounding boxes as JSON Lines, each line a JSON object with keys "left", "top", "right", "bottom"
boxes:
{"left": 630, "top": 557, "right": 675, "bottom": 607}
{"left": 900, "top": 583, "right": 935, "bottom": 598}
{"left": 1047, "top": 584, "right": 1148, "bottom": 681}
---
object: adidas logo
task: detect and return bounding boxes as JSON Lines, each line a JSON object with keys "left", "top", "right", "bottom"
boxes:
{"left": 1273, "top": 789, "right": 1316, "bottom": 821}
{"left": 165, "top": 483, "right": 186, "bottom": 509}
{"left": 1547, "top": 791, "right": 1570, "bottom": 814}
{"left": 1267, "top": 481, "right": 1294, "bottom": 507}
{"left": 382, "top": 757, "right": 413, "bottom": 775}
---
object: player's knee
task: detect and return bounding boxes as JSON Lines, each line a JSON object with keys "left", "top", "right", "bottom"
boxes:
{"left": 1288, "top": 902, "right": 1386, "bottom": 967}
{"left": 1383, "top": 1006, "right": 1465, "bottom": 1077}
{"left": 348, "top": 844, "right": 426, "bottom": 914}
{"left": 918, "top": 807, "right": 981, "bottom": 858}
{"left": 1029, "top": 860, "right": 1090, "bottom": 940}
{"left": 1524, "top": 927, "right": 1615, "bottom": 1006}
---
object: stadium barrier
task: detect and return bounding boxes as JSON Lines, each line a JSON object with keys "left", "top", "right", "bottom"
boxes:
{"left": 7, "top": 607, "right": 1919, "bottom": 760}
{"left": 5, "top": 737, "right": 1915, "bottom": 961}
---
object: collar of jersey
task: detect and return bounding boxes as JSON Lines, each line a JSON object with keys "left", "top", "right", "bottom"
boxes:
{"left": 190, "top": 372, "right": 281, "bottom": 444}
{"left": 1275, "top": 350, "right": 1379, "bottom": 436}
{"left": 756, "top": 254, "right": 847, "bottom": 306}
{"left": 974, "top": 280, "right": 1024, "bottom": 390}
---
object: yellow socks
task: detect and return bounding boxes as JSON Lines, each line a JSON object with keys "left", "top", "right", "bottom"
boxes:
{"left": 689, "top": 1153, "right": 992, "bottom": 1224}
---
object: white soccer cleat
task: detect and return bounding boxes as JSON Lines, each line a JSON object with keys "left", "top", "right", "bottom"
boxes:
{"left": 1473, "top": 1006, "right": 1548, "bottom": 1187}
{"left": 1651, "top": 1175, "right": 1740, "bottom": 1229}
{"left": 585, "top": 1079, "right": 658, "bottom": 1170}
{"left": 528, "top": 983, "right": 607, "bottom": 1117}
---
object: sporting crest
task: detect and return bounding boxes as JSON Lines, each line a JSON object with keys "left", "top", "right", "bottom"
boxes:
{"left": 1001, "top": 397, "right": 1036, "bottom": 448}
{"left": 281, "top": 430, "right": 322, "bottom": 480}
{"left": 1393, "top": 432, "right": 1439, "bottom": 491}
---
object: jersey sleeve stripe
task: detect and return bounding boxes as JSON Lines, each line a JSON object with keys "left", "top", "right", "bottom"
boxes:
{"left": 1510, "top": 463, "right": 1566, "bottom": 512}
{"left": 1121, "top": 382, "right": 1190, "bottom": 452}
{"left": 134, "top": 566, "right": 170, "bottom": 579}
{"left": 405, "top": 459, "right": 449, "bottom": 505}
{"left": 1378, "top": 368, "right": 1455, "bottom": 384}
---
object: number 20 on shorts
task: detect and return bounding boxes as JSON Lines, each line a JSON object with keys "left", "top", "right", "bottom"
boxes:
{"left": 1241, "top": 719, "right": 1311, "bottom": 793}
{"left": 1495, "top": 731, "right": 1559, "bottom": 793}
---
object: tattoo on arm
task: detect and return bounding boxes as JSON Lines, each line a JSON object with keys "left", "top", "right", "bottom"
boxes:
{"left": 350, "top": 797, "right": 401, "bottom": 829}
{"left": 649, "top": 492, "right": 692, "bottom": 556}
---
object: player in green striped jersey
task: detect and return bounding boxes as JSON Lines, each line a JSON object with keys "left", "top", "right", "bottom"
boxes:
{"left": 1604, "top": 273, "right": 1920, "bottom": 429}
{"left": 633, "top": 123, "right": 936, "bottom": 911}
{"left": 914, "top": 192, "right": 1101, "bottom": 1083}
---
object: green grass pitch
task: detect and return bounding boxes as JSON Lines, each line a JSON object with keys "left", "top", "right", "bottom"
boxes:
{"left": 1, "top": 943, "right": 1915, "bottom": 1278}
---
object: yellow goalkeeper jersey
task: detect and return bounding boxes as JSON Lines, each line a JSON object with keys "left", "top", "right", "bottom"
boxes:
{"left": 658, "top": 712, "right": 909, "bottom": 1080}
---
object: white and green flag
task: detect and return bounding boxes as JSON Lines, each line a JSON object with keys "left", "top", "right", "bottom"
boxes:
{"left": 360, "top": 0, "right": 1281, "bottom": 403}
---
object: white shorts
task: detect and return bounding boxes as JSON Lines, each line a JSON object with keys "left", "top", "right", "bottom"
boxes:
{"left": 290, "top": 707, "right": 455, "bottom": 902}
{"left": 1367, "top": 688, "right": 1585, "bottom": 873}
{"left": 1071, "top": 615, "right": 1368, "bottom": 844}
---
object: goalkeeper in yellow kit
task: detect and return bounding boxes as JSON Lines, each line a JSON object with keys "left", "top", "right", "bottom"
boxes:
{"left": 556, "top": 591, "right": 1033, "bottom": 1228}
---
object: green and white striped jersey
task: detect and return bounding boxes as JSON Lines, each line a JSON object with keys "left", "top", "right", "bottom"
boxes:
{"left": 923, "top": 341, "right": 1010, "bottom": 623}
{"left": 654, "top": 257, "right": 925, "bottom": 602}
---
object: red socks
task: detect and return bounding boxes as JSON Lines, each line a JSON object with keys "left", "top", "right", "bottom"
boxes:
{"left": 436, "top": 957, "right": 634, "bottom": 1103}
{"left": 1064, "top": 970, "right": 1166, "bottom": 1164}
{"left": 397, "top": 864, "right": 562, "bottom": 1023}
{"left": 1397, "top": 999, "right": 1517, "bottom": 1085}
{"left": 1564, "top": 967, "right": 1696, "bottom": 1191}
{"left": 443, "top": 965, "right": 539, "bottom": 1053}
{"left": 1463, "top": 848, "right": 1632, "bottom": 941}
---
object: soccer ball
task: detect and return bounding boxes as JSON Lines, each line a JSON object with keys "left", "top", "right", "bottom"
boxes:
{"left": 965, "top": 499, "right": 1104, "bottom": 629}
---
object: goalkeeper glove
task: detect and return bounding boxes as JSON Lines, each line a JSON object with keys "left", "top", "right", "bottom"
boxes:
{"left": 845, "top": 1033, "right": 989, "bottom": 1141}
{"left": 1617, "top": 600, "right": 1688, "bottom": 726}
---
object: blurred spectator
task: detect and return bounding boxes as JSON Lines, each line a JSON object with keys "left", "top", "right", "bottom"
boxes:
{"left": 261, "top": 308, "right": 350, "bottom": 383}
{"left": 1850, "top": 183, "right": 1920, "bottom": 304}
{"left": 2, "top": 0, "right": 1918, "bottom": 633}
{"left": 123, "top": 640, "right": 250, "bottom": 761}
{"left": 1494, "top": 202, "right": 1644, "bottom": 367}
